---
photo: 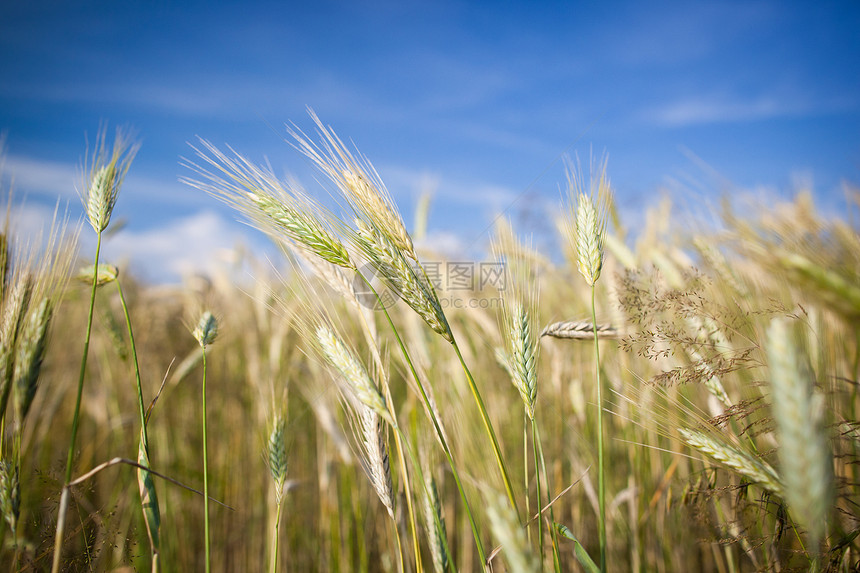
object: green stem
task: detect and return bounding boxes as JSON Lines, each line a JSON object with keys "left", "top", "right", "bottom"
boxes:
{"left": 360, "top": 275, "right": 485, "bottom": 564}
{"left": 117, "top": 280, "right": 159, "bottom": 570}
{"left": 533, "top": 421, "right": 561, "bottom": 573}
{"left": 531, "top": 417, "right": 544, "bottom": 571}
{"left": 591, "top": 286, "right": 606, "bottom": 573}
{"left": 524, "top": 418, "right": 531, "bottom": 544}
{"left": 52, "top": 231, "right": 102, "bottom": 573}
{"left": 202, "top": 347, "right": 211, "bottom": 573}
{"left": 271, "top": 496, "right": 282, "bottom": 573}
{"left": 450, "top": 338, "right": 520, "bottom": 522}
{"left": 116, "top": 281, "right": 147, "bottom": 440}
{"left": 389, "top": 412, "right": 422, "bottom": 573}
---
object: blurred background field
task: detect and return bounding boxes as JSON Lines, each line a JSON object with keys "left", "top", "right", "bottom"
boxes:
{"left": 1, "top": 172, "right": 859, "bottom": 571}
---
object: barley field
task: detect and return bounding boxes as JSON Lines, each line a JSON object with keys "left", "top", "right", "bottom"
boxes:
{"left": 1, "top": 121, "right": 858, "bottom": 572}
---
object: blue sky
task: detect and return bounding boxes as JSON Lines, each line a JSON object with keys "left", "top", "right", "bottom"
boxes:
{"left": 2, "top": 0, "right": 858, "bottom": 282}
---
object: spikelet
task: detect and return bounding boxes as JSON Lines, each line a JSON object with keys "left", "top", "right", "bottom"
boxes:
{"left": 766, "top": 318, "right": 833, "bottom": 548}
{"left": 679, "top": 427, "right": 782, "bottom": 495}
{"left": 193, "top": 311, "right": 218, "bottom": 348}
{"left": 267, "top": 415, "right": 289, "bottom": 501}
{"left": 80, "top": 127, "right": 139, "bottom": 234}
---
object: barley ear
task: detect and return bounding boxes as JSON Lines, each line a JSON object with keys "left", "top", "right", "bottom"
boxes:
{"left": 81, "top": 127, "right": 139, "bottom": 234}
{"left": 13, "top": 297, "right": 52, "bottom": 423}
{"left": 315, "top": 324, "right": 392, "bottom": 426}
{"left": 766, "top": 318, "right": 833, "bottom": 550}
{"left": 679, "top": 427, "right": 782, "bottom": 496}
{"left": 505, "top": 300, "right": 538, "bottom": 420}
{"left": 360, "top": 407, "right": 395, "bottom": 519}
{"left": 568, "top": 160, "right": 611, "bottom": 287}
{"left": 193, "top": 311, "right": 218, "bottom": 348}
{"left": 267, "top": 415, "right": 289, "bottom": 500}
{"left": 0, "top": 460, "right": 19, "bottom": 536}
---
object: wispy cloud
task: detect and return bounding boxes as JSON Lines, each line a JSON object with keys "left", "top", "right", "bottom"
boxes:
{"left": 644, "top": 96, "right": 809, "bottom": 127}
{"left": 100, "top": 210, "right": 257, "bottom": 283}
{"left": 3, "top": 154, "right": 79, "bottom": 200}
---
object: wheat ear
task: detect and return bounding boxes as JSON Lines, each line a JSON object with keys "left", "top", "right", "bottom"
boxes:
{"left": 766, "top": 318, "right": 833, "bottom": 551}
{"left": 679, "top": 427, "right": 782, "bottom": 495}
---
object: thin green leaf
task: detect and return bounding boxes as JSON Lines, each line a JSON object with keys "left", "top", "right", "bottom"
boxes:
{"left": 554, "top": 522, "right": 599, "bottom": 573}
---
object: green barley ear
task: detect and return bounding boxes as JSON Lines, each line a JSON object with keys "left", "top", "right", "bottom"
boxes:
{"left": 359, "top": 407, "right": 395, "bottom": 519}
{"left": 421, "top": 464, "right": 448, "bottom": 573}
{"left": 568, "top": 159, "right": 612, "bottom": 286}
{"left": 505, "top": 300, "right": 538, "bottom": 420}
{"left": 267, "top": 415, "right": 289, "bottom": 500}
{"left": 80, "top": 127, "right": 139, "bottom": 234}
{"left": 193, "top": 311, "right": 218, "bottom": 348}
{"left": 679, "top": 427, "right": 782, "bottom": 495}
{"left": 315, "top": 324, "right": 392, "bottom": 425}
{"left": 0, "top": 233, "right": 9, "bottom": 302}
{"left": 13, "top": 296, "right": 52, "bottom": 423}
{"left": 0, "top": 460, "right": 19, "bottom": 536}
{"left": 766, "top": 318, "right": 833, "bottom": 550}
{"left": 0, "top": 274, "right": 33, "bottom": 421}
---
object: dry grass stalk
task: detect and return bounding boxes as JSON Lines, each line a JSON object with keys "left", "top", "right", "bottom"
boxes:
{"left": 766, "top": 318, "right": 833, "bottom": 549}
{"left": 541, "top": 320, "right": 618, "bottom": 340}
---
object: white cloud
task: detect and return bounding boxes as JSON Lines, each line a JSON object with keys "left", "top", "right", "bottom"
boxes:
{"left": 645, "top": 96, "right": 806, "bottom": 127}
{"left": 100, "top": 210, "right": 259, "bottom": 284}
{"left": 3, "top": 154, "right": 79, "bottom": 200}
